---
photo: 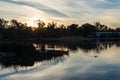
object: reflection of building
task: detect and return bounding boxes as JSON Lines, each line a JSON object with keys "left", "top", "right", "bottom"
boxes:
{"left": 95, "top": 32, "right": 113, "bottom": 37}
{"left": 91, "top": 31, "right": 120, "bottom": 38}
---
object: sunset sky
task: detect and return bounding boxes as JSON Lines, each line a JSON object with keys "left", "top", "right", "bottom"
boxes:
{"left": 0, "top": 0, "right": 120, "bottom": 28}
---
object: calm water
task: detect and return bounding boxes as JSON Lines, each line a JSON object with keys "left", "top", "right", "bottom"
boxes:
{"left": 0, "top": 40, "right": 120, "bottom": 80}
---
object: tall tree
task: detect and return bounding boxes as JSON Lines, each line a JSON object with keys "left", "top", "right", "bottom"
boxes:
{"left": 36, "top": 20, "right": 45, "bottom": 29}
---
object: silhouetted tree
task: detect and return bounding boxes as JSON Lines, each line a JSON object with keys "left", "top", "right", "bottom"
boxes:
{"left": 36, "top": 20, "right": 45, "bottom": 29}
{"left": 0, "top": 18, "right": 8, "bottom": 28}
{"left": 94, "top": 22, "right": 109, "bottom": 31}
{"left": 79, "top": 23, "right": 97, "bottom": 36}
{"left": 0, "top": 18, "right": 119, "bottom": 39}
{"left": 0, "top": 18, "right": 9, "bottom": 40}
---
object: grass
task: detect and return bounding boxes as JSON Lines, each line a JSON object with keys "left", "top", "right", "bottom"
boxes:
{"left": 0, "top": 36, "right": 87, "bottom": 43}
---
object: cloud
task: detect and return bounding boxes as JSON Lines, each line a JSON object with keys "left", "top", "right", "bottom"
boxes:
{"left": 94, "top": 1, "right": 120, "bottom": 9}
{"left": 0, "top": 10, "right": 27, "bottom": 17}
{"left": 0, "top": 0, "right": 68, "bottom": 17}
{"left": 0, "top": 0, "right": 120, "bottom": 27}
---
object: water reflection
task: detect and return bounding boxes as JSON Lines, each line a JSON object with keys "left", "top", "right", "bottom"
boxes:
{"left": 35, "top": 39, "right": 120, "bottom": 53}
{"left": 0, "top": 39, "right": 120, "bottom": 80}
{"left": 0, "top": 43, "right": 69, "bottom": 68}
{"left": 0, "top": 39, "right": 120, "bottom": 68}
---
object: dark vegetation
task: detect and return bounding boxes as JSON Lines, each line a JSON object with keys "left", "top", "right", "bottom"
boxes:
{"left": 0, "top": 18, "right": 120, "bottom": 41}
{"left": 1, "top": 18, "right": 120, "bottom": 68}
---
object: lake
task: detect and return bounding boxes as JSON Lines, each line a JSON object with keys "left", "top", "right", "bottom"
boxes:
{"left": 0, "top": 40, "right": 120, "bottom": 80}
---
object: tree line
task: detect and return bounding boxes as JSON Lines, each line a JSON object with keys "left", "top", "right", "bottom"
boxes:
{"left": 0, "top": 18, "right": 120, "bottom": 40}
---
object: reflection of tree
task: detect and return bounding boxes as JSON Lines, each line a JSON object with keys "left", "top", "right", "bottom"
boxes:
{"left": 0, "top": 40, "right": 120, "bottom": 68}
{"left": 71, "top": 40, "right": 120, "bottom": 53}
{"left": 37, "top": 39, "right": 120, "bottom": 53}
{"left": 0, "top": 43, "right": 69, "bottom": 68}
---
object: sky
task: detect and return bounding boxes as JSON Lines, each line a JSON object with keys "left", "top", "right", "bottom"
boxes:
{"left": 0, "top": 0, "right": 120, "bottom": 28}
